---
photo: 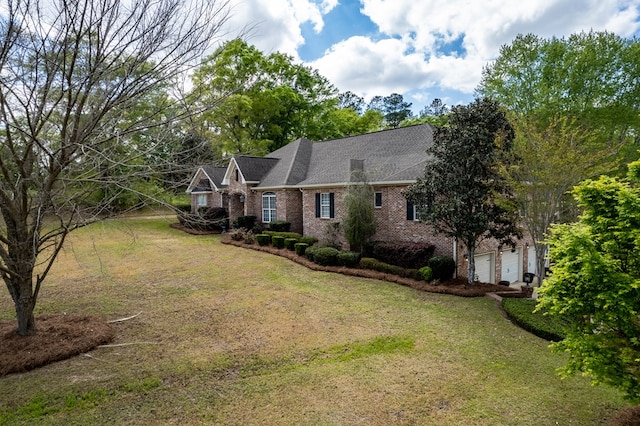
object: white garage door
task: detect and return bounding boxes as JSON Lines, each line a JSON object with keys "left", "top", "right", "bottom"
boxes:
{"left": 527, "top": 246, "right": 537, "bottom": 275}
{"left": 474, "top": 253, "right": 494, "bottom": 284}
{"left": 501, "top": 248, "right": 521, "bottom": 283}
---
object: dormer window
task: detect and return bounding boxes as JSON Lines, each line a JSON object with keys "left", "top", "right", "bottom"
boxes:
{"left": 235, "top": 169, "right": 239, "bottom": 181}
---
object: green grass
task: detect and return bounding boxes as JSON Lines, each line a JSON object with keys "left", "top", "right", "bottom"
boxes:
{"left": 0, "top": 217, "right": 630, "bottom": 425}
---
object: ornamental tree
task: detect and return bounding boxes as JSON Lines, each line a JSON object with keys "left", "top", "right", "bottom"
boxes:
{"left": 405, "top": 98, "right": 521, "bottom": 284}
{"left": 537, "top": 160, "right": 640, "bottom": 402}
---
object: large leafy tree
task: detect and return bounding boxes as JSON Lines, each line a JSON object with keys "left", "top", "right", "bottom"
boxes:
{"left": 478, "top": 31, "right": 640, "bottom": 164}
{"left": 406, "top": 98, "right": 521, "bottom": 284}
{"left": 478, "top": 31, "right": 639, "bottom": 276}
{"left": 191, "top": 39, "right": 340, "bottom": 155}
{"left": 0, "top": 0, "right": 231, "bottom": 336}
{"left": 502, "top": 114, "right": 617, "bottom": 281}
{"left": 537, "top": 160, "right": 640, "bottom": 402}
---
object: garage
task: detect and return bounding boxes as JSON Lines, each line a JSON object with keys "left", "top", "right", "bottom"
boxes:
{"left": 501, "top": 248, "right": 522, "bottom": 283}
{"left": 474, "top": 252, "right": 494, "bottom": 284}
{"left": 527, "top": 245, "right": 537, "bottom": 275}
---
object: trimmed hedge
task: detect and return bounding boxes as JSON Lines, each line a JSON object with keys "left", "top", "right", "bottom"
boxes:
{"left": 263, "top": 231, "right": 302, "bottom": 240}
{"left": 256, "top": 234, "right": 272, "bottom": 246}
{"left": 337, "top": 251, "right": 360, "bottom": 267}
{"left": 364, "top": 241, "right": 435, "bottom": 269}
{"left": 418, "top": 266, "right": 433, "bottom": 281}
{"left": 294, "top": 242, "right": 309, "bottom": 256}
{"left": 269, "top": 221, "right": 291, "bottom": 232}
{"left": 312, "top": 247, "right": 340, "bottom": 266}
{"left": 284, "top": 238, "right": 298, "bottom": 250}
{"left": 299, "top": 236, "right": 319, "bottom": 246}
{"left": 502, "top": 298, "right": 570, "bottom": 341}
{"left": 428, "top": 256, "right": 456, "bottom": 280}
{"left": 272, "top": 236, "right": 285, "bottom": 249}
{"left": 359, "top": 257, "right": 420, "bottom": 280}
{"left": 233, "top": 215, "right": 257, "bottom": 230}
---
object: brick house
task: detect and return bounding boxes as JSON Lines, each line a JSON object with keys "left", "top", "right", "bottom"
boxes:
{"left": 186, "top": 124, "right": 535, "bottom": 284}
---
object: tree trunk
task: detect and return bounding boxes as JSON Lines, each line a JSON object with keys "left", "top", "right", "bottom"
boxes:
{"left": 15, "top": 295, "right": 36, "bottom": 336}
{"left": 466, "top": 245, "right": 476, "bottom": 285}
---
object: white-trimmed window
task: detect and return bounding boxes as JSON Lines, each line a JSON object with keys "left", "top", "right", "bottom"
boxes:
{"left": 262, "top": 192, "right": 276, "bottom": 223}
{"left": 320, "top": 193, "right": 331, "bottom": 218}
{"left": 374, "top": 192, "right": 382, "bottom": 208}
{"left": 196, "top": 194, "right": 208, "bottom": 208}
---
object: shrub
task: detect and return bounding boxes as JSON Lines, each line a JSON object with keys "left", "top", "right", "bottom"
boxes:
{"left": 502, "top": 298, "right": 570, "bottom": 342}
{"left": 337, "top": 251, "right": 360, "bottom": 267}
{"left": 359, "top": 257, "right": 418, "bottom": 279}
{"left": 233, "top": 215, "right": 256, "bottom": 230}
{"left": 294, "top": 242, "right": 309, "bottom": 256}
{"left": 263, "top": 231, "right": 303, "bottom": 240}
{"left": 299, "top": 236, "right": 319, "bottom": 246}
{"left": 272, "top": 235, "right": 285, "bottom": 249}
{"left": 177, "top": 207, "right": 228, "bottom": 231}
{"left": 256, "top": 234, "right": 271, "bottom": 246}
{"left": 312, "top": 247, "right": 340, "bottom": 266}
{"left": 305, "top": 245, "right": 318, "bottom": 262}
{"left": 418, "top": 266, "right": 433, "bottom": 281}
{"left": 284, "top": 238, "right": 298, "bottom": 250}
{"left": 269, "top": 221, "right": 291, "bottom": 232}
{"left": 244, "top": 232, "right": 255, "bottom": 245}
{"left": 364, "top": 241, "right": 435, "bottom": 269}
{"left": 229, "top": 228, "right": 246, "bottom": 241}
{"left": 428, "top": 256, "right": 457, "bottom": 280}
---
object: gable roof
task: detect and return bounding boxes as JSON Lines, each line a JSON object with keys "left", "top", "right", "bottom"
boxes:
{"left": 186, "top": 166, "right": 227, "bottom": 193}
{"left": 218, "top": 123, "right": 434, "bottom": 190}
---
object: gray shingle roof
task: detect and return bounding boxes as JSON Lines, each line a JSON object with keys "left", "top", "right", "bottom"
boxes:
{"left": 230, "top": 123, "right": 434, "bottom": 189}
{"left": 202, "top": 166, "right": 227, "bottom": 189}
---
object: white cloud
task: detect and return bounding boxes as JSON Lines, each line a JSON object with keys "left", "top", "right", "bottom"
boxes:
{"left": 225, "top": 0, "right": 336, "bottom": 56}
{"left": 225, "top": 0, "right": 640, "bottom": 107}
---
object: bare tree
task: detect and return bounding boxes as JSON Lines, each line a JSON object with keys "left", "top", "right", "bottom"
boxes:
{"left": 0, "top": 0, "right": 232, "bottom": 336}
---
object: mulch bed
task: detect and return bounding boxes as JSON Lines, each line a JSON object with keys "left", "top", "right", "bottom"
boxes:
{"left": 222, "top": 238, "right": 521, "bottom": 298}
{"left": 0, "top": 315, "right": 114, "bottom": 376}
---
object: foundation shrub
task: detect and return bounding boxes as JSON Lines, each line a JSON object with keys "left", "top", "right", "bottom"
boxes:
{"left": 272, "top": 236, "right": 285, "bottom": 249}
{"left": 337, "top": 251, "right": 360, "bottom": 267}
{"left": 294, "top": 242, "right": 309, "bottom": 256}
{"left": 268, "top": 221, "right": 291, "bottom": 232}
{"left": 359, "top": 257, "right": 420, "bottom": 279}
{"left": 311, "top": 247, "right": 340, "bottom": 266}
{"left": 284, "top": 238, "right": 298, "bottom": 250}
{"left": 233, "top": 215, "right": 256, "bottom": 230}
{"left": 365, "top": 241, "right": 435, "bottom": 269}
{"left": 263, "top": 231, "right": 302, "bottom": 240}
{"left": 256, "top": 234, "right": 271, "bottom": 246}
{"left": 428, "top": 256, "right": 457, "bottom": 280}
{"left": 299, "top": 236, "right": 319, "bottom": 246}
{"left": 419, "top": 266, "right": 433, "bottom": 281}
{"left": 178, "top": 207, "right": 228, "bottom": 231}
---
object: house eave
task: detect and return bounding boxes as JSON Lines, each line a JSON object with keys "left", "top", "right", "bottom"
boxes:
{"left": 253, "top": 180, "right": 417, "bottom": 191}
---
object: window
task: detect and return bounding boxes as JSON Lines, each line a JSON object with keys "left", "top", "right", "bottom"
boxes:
{"left": 196, "top": 194, "right": 208, "bottom": 208}
{"left": 262, "top": 192, "right": 276, "bottom": 223}
{"left": 374, "top": 192, "right": 382, "bottom": 208}
{"left": 315, "top": 192, "right": 334, "bottom": 219}
{"left": 406, "top": 201, "right": 421, "bottom": 221}
{"left": 235, "top": 169, "right": 239, "bottom": 181}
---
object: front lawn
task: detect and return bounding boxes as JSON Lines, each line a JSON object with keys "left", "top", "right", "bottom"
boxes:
{"left": 0, "top": 217, "right": 629, "bottom": 425}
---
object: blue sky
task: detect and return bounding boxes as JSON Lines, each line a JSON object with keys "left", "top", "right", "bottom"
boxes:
{"left": 225, "top": 0, "right": 640, "bottom": 114}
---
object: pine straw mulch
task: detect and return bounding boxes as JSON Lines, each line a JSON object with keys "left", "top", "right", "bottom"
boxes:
{"left": 222, "top": 238, "right": 522, "bottom": 298}
{"left": 0, "top": 315, "right": 114, "bottom": 376}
